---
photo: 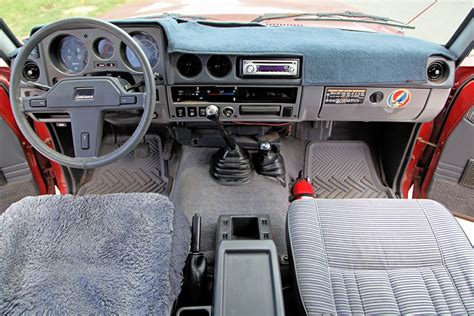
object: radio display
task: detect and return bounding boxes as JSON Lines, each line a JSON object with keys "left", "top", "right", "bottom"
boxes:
{"left": 257, "top": 65, "right": 288, "bottom": 72}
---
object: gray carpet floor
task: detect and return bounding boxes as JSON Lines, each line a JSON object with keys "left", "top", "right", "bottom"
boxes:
{"left": 429, "top": 178, "right": 474, "bottom": 220}
{"left": 0, "top": 179, "right": 38, "bottom": 214}
{"left": 170, "top": 146, "right": 290, "bottom": 260}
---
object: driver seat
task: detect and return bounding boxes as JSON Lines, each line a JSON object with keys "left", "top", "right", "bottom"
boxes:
{"left": 0, "top": 193, "right": 191, "bottom": 314}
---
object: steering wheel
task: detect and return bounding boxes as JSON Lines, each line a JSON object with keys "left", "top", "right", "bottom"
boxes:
{"left": 9, "top": 18, "right": 156, "bottom": 169}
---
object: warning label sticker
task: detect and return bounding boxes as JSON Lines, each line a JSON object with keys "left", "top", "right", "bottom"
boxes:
{"left": 324, "top": 88, "right": 367, "bottom": 104}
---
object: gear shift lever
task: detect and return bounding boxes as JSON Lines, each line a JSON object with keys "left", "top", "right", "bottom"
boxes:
{"left": 206, "top": 105, "right": 254, "bottom": 185}
{"left": 206, "top": 105, "right": 237, "bottom": 150}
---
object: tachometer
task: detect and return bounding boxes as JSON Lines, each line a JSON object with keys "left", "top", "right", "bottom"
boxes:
{"left": 59, "top": 35, "right": 88, "bottom": 73}
{"left": 125, "top": 32, "right": 159, "bottom": 69}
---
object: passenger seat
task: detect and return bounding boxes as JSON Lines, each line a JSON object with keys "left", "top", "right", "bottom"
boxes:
{"left": 287, "top": 199, "right": 474, "bottom": 314}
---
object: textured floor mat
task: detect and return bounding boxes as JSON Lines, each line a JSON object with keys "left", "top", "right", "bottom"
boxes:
{"left": 78, "top": 135, "right": 168, "bottom": 195}
{"left": 305, "top": 141, "right": 391, "bottom": 198}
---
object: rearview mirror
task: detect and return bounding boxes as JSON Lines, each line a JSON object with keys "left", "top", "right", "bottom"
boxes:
{"left": 0, "top": 19, "right": 22, "bottom": 66}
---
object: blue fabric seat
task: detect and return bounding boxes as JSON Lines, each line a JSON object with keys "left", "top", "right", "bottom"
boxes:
{"left": 0, "top": 193, "right": 191, "bottom": 315}
{"left": 287, "top": 199, "right": 474, "bottom": 315}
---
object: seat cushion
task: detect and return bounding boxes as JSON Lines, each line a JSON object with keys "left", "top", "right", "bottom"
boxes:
{"left": 287, "top": 199, "right": 474, "bottom": 314}
{"left": 0, "top": 193, "right": 191, "bottom": 314}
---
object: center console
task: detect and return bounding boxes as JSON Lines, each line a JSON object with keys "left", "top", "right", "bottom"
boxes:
{"left": 177, "top": 215, "right": 285, "bottom": 316}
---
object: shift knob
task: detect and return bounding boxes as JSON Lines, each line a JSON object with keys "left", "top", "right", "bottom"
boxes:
{"left": 259, "top": 141, "right": 271, "bottom": 151}
{"left": 205, "top": 105, "right": 220, "bottom": 121}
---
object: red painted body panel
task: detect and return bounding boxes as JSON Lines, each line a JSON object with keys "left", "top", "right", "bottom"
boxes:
{"left": 34, "top": 122, "right": 69, "bottom": 194}
{"left": 401, "top": 121, "right": 434, "bottom": 198}
{"left": 101, "top": 1, "right": 403, "bottom": 35}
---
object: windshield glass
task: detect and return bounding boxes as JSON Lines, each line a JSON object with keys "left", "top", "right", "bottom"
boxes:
{"left": 2, "top": 0, "right": 471, "bottom": 45}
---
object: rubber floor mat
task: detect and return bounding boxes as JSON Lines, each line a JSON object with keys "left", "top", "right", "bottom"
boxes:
{"left": 305, "top": 141, "right": 391, "bottom": 198}
{"left": 78, "top": 135, "right": 168, "bottom": 195}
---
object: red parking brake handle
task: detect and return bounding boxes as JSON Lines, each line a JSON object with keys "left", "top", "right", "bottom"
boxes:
{"left": 291, "top": 175, "right": 315, "bottom": 201}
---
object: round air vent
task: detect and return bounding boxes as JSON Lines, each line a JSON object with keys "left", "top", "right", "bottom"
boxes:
{"left": 427, "top": 60, "right": 449, "bottom": 83}
{"left": 177, "top": 54, "right": 202, "bottom": 78}
{"left": 22, "top": 60, "right": 40, "bottom": 81}
{"left": 207, "top": 55, "right": 231, "bottom": 78}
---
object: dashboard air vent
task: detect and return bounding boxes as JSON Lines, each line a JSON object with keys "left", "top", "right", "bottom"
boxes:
{"left": 207, "top": 55, "right": 232, "bottom": 77}
{"left": 177, "top": 54, "right": 202, "bottom": 78}
{"left": 22, "top": 60, "right": 40, "bottom": 81}
{"left": 427, "top": 60, "right": 449, "bottom": 83}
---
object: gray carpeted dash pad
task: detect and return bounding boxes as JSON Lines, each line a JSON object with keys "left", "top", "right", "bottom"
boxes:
{"left": 305, "top": 141, "right": 391, "bottom": 198}
{"left": 78, "top": 135, "right": 168, "bottom": 195}
{"left": 0, "top": 193, "right": 191, "bottom": 314}
{"left": 170, "top": 146, "right": 290, "bottom": 259}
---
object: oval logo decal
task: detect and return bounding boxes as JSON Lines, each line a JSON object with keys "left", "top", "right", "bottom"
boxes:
{"left": 387, "top": 89, "right": 411, "bottom": 109}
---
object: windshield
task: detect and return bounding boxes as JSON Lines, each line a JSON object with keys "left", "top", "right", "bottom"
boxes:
{"left": 2, "top": 0, "right": 471, "bottom": 45}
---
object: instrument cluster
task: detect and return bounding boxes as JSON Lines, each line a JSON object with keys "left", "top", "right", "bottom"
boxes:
{"left": 52, "top": 31, "right": 160, "bottom": 74}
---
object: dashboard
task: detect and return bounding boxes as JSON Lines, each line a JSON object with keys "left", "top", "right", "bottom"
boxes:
{"left": 22, "top": 21, "right": 456, "bottom": 124}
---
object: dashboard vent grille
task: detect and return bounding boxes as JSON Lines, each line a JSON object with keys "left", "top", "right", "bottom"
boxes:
{"left": 22, "top": 60, "right": 40, "bottom": 82}
{"left": 207, "top": 55, "right": 231, "bottom": 77}
{"left": 177, "top": 54, "right": 202, "bottom": 78}
{"left": 427, "top": 60, "right": 448, "bottom": 83}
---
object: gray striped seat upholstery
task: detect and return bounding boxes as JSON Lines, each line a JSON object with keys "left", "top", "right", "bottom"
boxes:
{"left": 287, "top": 199, "right": 474, "bottom": 315}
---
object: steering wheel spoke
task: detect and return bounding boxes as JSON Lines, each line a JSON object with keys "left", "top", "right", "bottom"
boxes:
{"left": 70, "top": 109, "right": 103, "bottom": 158}
{"left": 105, "top": 92, "right": 147, "bottom": 111}
{"left": 22, "top": 96, "right": 60, "bottom": 113}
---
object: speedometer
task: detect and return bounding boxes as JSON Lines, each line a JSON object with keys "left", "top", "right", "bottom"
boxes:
{"left": 125, "top": 32, "right": 159, "bottom": 69}
{"left": 59, "top": 35, "right": 88, "bottom": 73}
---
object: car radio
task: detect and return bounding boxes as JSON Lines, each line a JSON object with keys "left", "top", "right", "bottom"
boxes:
{"left": 240, "top": 58, "right": 300, "bottom": 78}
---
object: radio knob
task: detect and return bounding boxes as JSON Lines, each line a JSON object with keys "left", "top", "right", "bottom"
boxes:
{"left": 289, "top": 66, "right": 296, "bottom": 73}
{"left": 222, "top": 106, "right": 235, "bottom": 118}
{"left": 246, "top": 64, "right": 255, "bottom": 73}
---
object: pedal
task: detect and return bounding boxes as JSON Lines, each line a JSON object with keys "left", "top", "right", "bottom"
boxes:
{"left": 162, "top": 138, "right": 175, "bottom": 160}
{"left": 134, "top": 142, "right": 150, "bottom": 158}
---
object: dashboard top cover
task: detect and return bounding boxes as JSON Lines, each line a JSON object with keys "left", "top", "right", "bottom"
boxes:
{"left": 25, "top": 18, "right": 457, "bottom": 123}
{"left": 151, "top": 18, "right": 457, "bottom": 86}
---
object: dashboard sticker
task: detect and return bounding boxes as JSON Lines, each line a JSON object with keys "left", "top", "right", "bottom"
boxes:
{"left": 387, "top": 89, "right": 411, "bottom": 109}
{"left": 324, "top": 88, "right": 366, "bottom": 104}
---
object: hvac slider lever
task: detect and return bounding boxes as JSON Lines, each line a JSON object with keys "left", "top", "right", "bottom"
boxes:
{"left": 205, "top": 105, "right": 254, "bottom": 185}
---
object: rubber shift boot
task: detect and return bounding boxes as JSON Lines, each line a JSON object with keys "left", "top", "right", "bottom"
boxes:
{"left": 254, "top": 145, "right": 286, "bottom": 185}
{"left": 210, "top": 146, "right": 254, "bottom": 185}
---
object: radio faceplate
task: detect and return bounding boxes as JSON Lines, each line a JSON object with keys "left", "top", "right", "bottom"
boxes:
{"left": 240, "top": 58, "right": 300, "bottom": 78}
